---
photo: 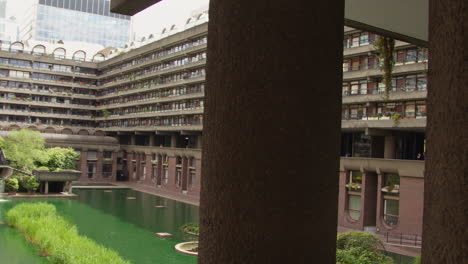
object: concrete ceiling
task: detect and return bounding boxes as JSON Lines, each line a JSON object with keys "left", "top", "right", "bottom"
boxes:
{"left": 345, "top": 0, "right": 428, "bottom": 46}
{"left": 111, "top": 0, "right": 428, "bottom": 46}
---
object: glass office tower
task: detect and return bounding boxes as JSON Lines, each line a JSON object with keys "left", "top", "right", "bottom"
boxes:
{"left": 20, "top": 0, "right": 131, "bottom": 48}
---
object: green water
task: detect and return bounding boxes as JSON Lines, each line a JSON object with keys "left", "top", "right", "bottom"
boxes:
{"left": 0, "top": 189, "right": 199, "bottom": 264}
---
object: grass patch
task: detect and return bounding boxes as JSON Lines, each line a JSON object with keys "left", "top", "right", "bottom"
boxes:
{"left": 6, "top": 202, "right": 131, "bottom": 264}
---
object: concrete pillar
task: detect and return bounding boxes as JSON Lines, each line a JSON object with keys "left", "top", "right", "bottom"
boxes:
{"left": 181, "top": 156, "right": 189, "bottom": 192}
{"left": 149, "top": 134, "right": 155, "bottom": 146}
{"left": 145, "top": 153, "right": 153, "bottom": 184}
{"left": 44, "top": 181, "right": 49, "bottom": 194}
{"left": 384, "top": 136, "right": 396, "bottom": 159}
{"left": 423, "top": 1, "right": 468, "bottom": 263}
{"left": 156, "top": 154, "right": 163, "bottom": 186}
{"left": 68, "top": 181, "right": 73, "bottom": 194}
{"left": 170, "top": 135, "right": 177, "bottom": 148}
{"left": 199, "top": 1, "right": 344, "bottom": 263}
{"left": 96, "top": 151, "right": 103, "bottom": 180}
{"left": 196, "top": 134, "right": 203, "bottom": 149}
{"left": 126, "top": 152, "right": 133, "bottom": 181}
{"left": 130, "top": 135, "right": 136, "bottom": 145}
{"left": 111, "top": 151, "right": 118, "bottom": 181}
{"left": 135, "top": 153, "right": 141, "bottom": 181}
{"left": 80, "top": 150, "right": 88, "bottom": 181}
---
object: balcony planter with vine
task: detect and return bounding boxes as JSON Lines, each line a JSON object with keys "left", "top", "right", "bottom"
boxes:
{"left": 381, "top": 184, "right": 400, "bottom": 194}
{"left": 346, "top": 182, "right": 361, "bottom": 192}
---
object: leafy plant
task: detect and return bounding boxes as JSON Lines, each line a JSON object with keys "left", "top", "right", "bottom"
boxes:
{"left": 336, "top": 231, "right": 394, "bottom": 264}
{"left": 413, "top": 256, "right": 421, "bottom": 264}
{"left": 5, "top": 178, "right": 19, "bottom": 192}
{"left": 23, "top": 176, "right": 40, "bottom": 191}
{"left": 391, "top": 113, "right": 402, "bottom": 125}
{"left": 101, "top": 109, "right": 111, "bottom": 119}
{"left": 0, "top": 129, "right": 47, "bottom": 172}
{"left": 38, "top": 147, "right": 80, "bottom": 172}
{"left": 180, "top": 223, "right": 199, "bottom": 235}
{"left": 374, "top": 36, "right": 395, "bottom": 99}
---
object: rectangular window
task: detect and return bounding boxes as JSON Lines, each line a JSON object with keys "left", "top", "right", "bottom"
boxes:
{"left": 384, "top": 199, "right": 399, "bottom": 226}
{"left": 348, "top": 195, "right": 361, "bottom": 220}
{"left": 87, "top": 151, "right": 97, "bottom": 159}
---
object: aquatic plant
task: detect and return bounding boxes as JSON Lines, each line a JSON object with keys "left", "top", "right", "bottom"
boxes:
{"left": 7, "top": 202, "right": 131, "bottom": 264}
{"left": 180, "top": 223, "right": 199, "bottom": 235}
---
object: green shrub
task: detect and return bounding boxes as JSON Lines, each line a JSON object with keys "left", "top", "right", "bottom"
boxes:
{"left": 180, "top": 223, "right": 199, "bottom": 235}
{"left": 23, "top": 176, "right": 40, "bottom": 191}
{"left": 413, "top": 256, "right": 421, "bottom": 264}
{"left": 7, "top": 203, "right": 131, "bottom": 264}
{"left": 5, "top": 178, "right": 19, "bottom": 192}
{"left": 336, "top": 231, "right": 394, "bottom": 264}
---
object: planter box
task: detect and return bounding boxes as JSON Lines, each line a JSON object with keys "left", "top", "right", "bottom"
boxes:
{"left": 33, "top": 169, "right": 81, "bottom": 182}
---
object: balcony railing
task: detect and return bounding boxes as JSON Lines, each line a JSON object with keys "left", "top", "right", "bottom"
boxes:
{"left": 342, "top": 86, "right": 427, "bottom": 96}
{"left": 385, "top": 232, "right": 422, "bottom": 248}
{"left": 342, "top": 111, "right": 426, "bottom": 121}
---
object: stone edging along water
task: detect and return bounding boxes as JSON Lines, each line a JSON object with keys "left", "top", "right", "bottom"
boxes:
{"left": 174, "top": 241, "right": 198, "bottom": 256}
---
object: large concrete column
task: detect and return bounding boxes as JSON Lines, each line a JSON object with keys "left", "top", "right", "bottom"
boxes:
{"left": 126, "top": 152, "right": 133, "bottom": 181}
{"left": 422, "top": 1, "right": 468, "bottom": 263}
{"left": 149, "top": 134, "right": 155, "bottom": 146}
{"left": 130, "top": 135, "right": 136, "bottom": 145}
{"left": 384, "top": 136, "right": 396, "bottom": 159}
{"left": 170, "top": 135, "right": 177, "bottom": 148}
{"left": 144, "top": 153, "right": 153, "bottom": 184}
{"left": 181, "top": 156, "right": 189, "bottom": 192}
{"left": 199, "top": 1, "right": 344, "bottom": 263}
{"left": 156, "top": 154, "right": 163, "bottom": 186}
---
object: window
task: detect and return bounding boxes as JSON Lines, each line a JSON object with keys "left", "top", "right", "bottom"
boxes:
{"left": 163, "top": 168, "right": 168, "bottom": 184}
{"left": 176, "top": 169, "right": 181, "bottom": 186}
{"left": 102, "top": 164, "right": 112, "bottom": 178}
{"left": 103, "top": 151, "right": 112, "bottom": 159}
{"left": 384, "top": 199, "right": 399, "bottom": 226}
{"left": 87, "top": 163, "right": 96, "bottom": 178}
{"left": 87, "top": 151, "right": 97, "bottom": 160}
{"left": 348, "top": 195, "right": 361, "bottom": 220}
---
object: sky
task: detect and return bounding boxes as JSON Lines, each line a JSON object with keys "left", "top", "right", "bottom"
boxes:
{"left": 131, "top": 0, "right": 209, "bottom": 40}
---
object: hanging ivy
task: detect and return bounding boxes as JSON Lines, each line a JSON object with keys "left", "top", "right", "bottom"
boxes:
{"left": 373, "top": 36, "right": 395, "bottom": 99}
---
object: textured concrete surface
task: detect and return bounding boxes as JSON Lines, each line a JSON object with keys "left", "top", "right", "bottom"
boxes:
{"left": 422, "top": 1, "right": 468, "bottom": 263}
{"left": 199, "top": 1, "right": 344, "bottom": 263}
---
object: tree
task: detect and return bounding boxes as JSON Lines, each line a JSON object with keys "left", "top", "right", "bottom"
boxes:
{"left": 0, "top": 129, "right": 47, "bottom": 171}
{"left": 374, "top": 36, "right": 395, "bottom": 99}
{"left": 336, "top": 231, "right": 394, "bottom": 264}
{"left": 40, "top": 147, "right": 80, "bottom": 172}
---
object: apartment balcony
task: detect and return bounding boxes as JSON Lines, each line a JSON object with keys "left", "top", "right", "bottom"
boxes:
{"left": 343, "top": 61, "right": 427, "bottom": 80}
{"left": 95, "top": 107, "right": 204, "bottom": 121}
{"left": 98, "top": 59, "right": 206, "bottom": 89}
{"left": 0, "top": 63, "right": 98, "bottom": 80}
{"left": 343, "top": 40, "right": 412, "bottom": 57}
{"left": 97, "top": 43, "right": 207, "bottom": 79}
{"left": 0, "top": 75, "right": 98, "bottom": 90}
{"left": 342, "top": 89, "right": 427, "bottom": 104}
{"left": 100, "top": 124, "right": 202, "bottom": 132}
{"left": 0, "top": 120, "right": 96, "bottom": 130}
{"left": 0, "top": 98, "right": 95, "bottom": 110}
{"left": 121, "top": 145, "right": 202, "bottom": 159}
{"left": 0, "top": 86, "right": 97, "bottom": 100}
{"left": 0, "top": 109, "right": 94, "bottom": 120}
{"left": 97, "top": 75, "right": 205, "bottom": 99}
{"left": 0, "top": 50, "right": 98, "bottom": 68}
{"left": 340, "top": 157, "right": 424, "bottom": 178}
{"left": 96, "top": 91, "right": 204, "bottom": 110}
{"left": 341, "top": 112, "right": 426, "bottom": 131}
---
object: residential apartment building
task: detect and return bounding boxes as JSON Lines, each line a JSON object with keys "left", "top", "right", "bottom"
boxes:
{"left": 0, "top": 22, "right": 426, "bottom": 240}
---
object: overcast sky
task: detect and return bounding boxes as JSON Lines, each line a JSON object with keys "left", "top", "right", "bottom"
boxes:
{"left": 131, "top": 0, "right": 209, "bottom": 39}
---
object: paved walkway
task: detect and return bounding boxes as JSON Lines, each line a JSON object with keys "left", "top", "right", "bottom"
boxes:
{"left": 114, "top": 182, "right": 200, "bottom": 206}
